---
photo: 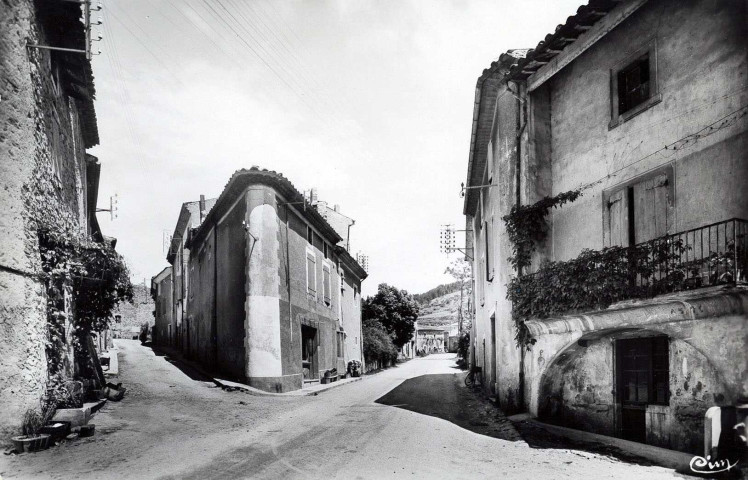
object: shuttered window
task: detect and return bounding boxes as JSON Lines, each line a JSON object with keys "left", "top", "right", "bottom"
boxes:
{"left": 306, "top": 253, "right": 316, "bottom": 295}
{"left": 605, "top": 173, "right": 670, "bottom": 247}
{"left": 323, "top": 265, "right": 331, "bottom": 306}
{"left": 605, "top": 189, "right": 630, "bottom": 247}
{"left": 633, "top": 174, "right": 669, "bottom": 244}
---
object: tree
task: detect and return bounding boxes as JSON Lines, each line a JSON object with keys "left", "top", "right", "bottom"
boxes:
{"left": 362, "top": 283, "right": 419, "bottom": 348}
{"left": 444, "top": 259, "right": 471, "bottom": 335}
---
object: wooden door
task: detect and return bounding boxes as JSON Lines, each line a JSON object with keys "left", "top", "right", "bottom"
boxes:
{"left": 617, "top": 337, "right": 669, "bottom": 443}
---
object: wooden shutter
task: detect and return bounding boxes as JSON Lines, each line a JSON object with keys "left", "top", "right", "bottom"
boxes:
{"left": 606, "top": 189, "right": 630, "bottom": 247}
{"left": 323, "top": 267, "right": 331, "bottom": 304}
{"left": 633, "top": 174, "right": 669, "bottom": 243}
{"left": 307, "top": 254, "right": 316, "bottom": 294}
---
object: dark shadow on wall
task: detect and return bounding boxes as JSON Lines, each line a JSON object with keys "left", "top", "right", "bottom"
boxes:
{"left": 375, "top": 373, "right": 522, "bottom": 442}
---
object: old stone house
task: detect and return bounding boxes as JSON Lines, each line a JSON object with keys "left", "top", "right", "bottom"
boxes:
{"left": 465, "top": 0, "right": 747, "bottom": 454}
{"left": 1, "top": 0, "right": 102, "bottom": 438}
{"left": 157, "top": 167, "right": 367, "bottom": 392}
{"left": 151, "top": 267, "right": 173, "bottom": 345}
{"left": 164, "top": 196, "right": 216, "bottom": 350}
{"left": 110, "top": 283, "right": 155, "bottom": 339}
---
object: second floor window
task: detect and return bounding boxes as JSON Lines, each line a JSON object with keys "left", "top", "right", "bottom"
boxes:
{"left": 617, "top": 53, "right": 650, "bottom": 115}
{"left": 307, "top": 226, "right": 313, "bottom": 244}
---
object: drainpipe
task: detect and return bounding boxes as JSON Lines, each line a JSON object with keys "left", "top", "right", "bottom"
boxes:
{"left": 511, "top": 79, "right": 528, "bottom": 412}
{"left": 284, "top": 204, "right": 293, "bottom": 345}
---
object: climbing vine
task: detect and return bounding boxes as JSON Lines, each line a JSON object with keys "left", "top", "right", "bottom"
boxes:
{"left": 39, "top": 225, "right": 132, "bottom": 392}
{"left": 502, "top": 189, "right": 583, "bottom": 271}
{"left": 507, "top": 237, "right": 691, "bottom": 348}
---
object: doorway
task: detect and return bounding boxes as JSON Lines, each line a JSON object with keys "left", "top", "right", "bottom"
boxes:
{"left": 616, "top": 336, "right": 669, "bottom": 443}
{"left": 301, "top": 325, "right": 318, "bottom": 381}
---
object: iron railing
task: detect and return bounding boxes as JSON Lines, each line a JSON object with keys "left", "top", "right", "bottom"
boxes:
{"left": 519, "top": 218, "right": 748, "bottom": 312}
{"left": 643, "top": 218, "right": 747, "bottom": 290}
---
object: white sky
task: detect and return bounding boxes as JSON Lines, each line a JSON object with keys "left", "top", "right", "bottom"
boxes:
{"left": 90, "top": 0, "right": 582, "bottom": 296}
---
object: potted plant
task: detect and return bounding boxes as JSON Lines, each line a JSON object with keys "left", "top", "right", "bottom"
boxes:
{"left": 11, "top": 409, "right": 51, "bottom": 453}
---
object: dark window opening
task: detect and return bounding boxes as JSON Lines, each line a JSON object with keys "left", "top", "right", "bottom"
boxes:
{"left": 617, "top": 53, "right": 650, "bottom": 115}
{"left": 307, "top": 226, "right": 313, "bottom": 244}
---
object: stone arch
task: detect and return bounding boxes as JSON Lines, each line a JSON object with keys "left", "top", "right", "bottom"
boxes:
{"left": 535, "top": 325, "right": 733, "bottom": 444}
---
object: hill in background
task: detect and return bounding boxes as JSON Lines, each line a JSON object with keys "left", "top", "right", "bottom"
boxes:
{"left": 414, "top": 282, "right": 470, "bottom": 331}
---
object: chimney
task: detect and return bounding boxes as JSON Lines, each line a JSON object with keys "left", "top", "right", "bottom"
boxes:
{"left": 334, "top": 204, "right": 340, "bottom": 212}
{"left": 199, "top": 194, "right": 206, "bottom": 223}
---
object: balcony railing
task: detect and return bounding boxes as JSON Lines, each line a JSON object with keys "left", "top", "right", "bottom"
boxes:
{"left": 649, "top": 218, "right": 747, "bottom": 289}
{"left": 511, "top": 218, "right": 747, "bottom": 322}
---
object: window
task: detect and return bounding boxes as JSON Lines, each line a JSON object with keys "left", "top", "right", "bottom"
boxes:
{"left": 307, "top": 226, "right": 313, "bottom": 244}
{"left": 603, "top": 168, "right": 672, "bottom": 247}
{"left": 617, "top": 53, "right": 650, "bottom": 115}
{"left": 306, "top": 252, "right": 316, "bottom": 296}
{"left": 340, "top": 270, "right": 345, "bottom": 291}
{"left": 323, "top": 265, "right": 331, "bottom": 306}
{"left": 610, "top": 44, "right": 659, "bottom": 128}
{"left": 323, "top": 243, "right": 329, "bottom": 259}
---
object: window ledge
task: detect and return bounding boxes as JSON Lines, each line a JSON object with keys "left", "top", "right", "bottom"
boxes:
{"left": 609, "top": 93, "right": 662, "bottom": 130}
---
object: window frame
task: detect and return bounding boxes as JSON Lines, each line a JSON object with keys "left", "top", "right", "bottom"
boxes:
{"left": 601, "top": 164, "right": 674, "bottom": 247}
{"left": 609, "top": 41, "right": 660, "bottom": 129}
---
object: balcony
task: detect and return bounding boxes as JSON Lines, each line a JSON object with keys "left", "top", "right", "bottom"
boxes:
{"left": 510, "top": 218, "right": 747, "bottom": 322}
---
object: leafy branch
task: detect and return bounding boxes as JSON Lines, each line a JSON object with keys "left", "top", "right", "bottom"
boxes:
{"left": 502, "top": 189, "right": 583, "bottom": 271}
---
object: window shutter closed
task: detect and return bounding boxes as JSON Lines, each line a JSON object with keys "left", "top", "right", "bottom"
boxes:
{"left": 323, "top": 268, "right": 331, "bottom": 303}
{"left": 606, "top": 189, "right": 630, "bottom": 247}
{"left": 307, "top": 255, "right": 316, "bottom": 293}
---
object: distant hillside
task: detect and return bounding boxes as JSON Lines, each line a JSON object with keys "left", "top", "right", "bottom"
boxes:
{"left": 415, "top": 283, "right": 470, "bottom": 331}
{"left": 412, "top": 281, "right": 461, "bottom": 304}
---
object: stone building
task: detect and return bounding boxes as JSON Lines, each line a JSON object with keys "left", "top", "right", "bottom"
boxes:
{"left": 165, "top": 196, "right": 217, "bottom": 350}
{"left": 464, "top": 0, "right": 747, "bottom": 454}
{"left": 111, "top": 283, "right": 155, "bottom": 339}
{"left": 0, "top": 0, "right": 102, "bottom": 438}
{"left": 151, "top": 267, "right": 173, "bottom": 345}
{"left": 158, "top": 167, "right": 367, "bottom": 392}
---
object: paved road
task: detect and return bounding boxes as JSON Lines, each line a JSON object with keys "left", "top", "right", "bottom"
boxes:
{"left": 1, "top": 341, "right": 685, "bottom": 479}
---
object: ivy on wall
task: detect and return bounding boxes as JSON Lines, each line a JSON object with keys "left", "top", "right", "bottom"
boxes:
{"left": 502, "top": 189, "right": 583, "bottom": 271}
{"left": 39, "top": 225, "right": 132, "bottom": 405}
{"left": 507, "top": 238, "right": 691, "bottom": 347}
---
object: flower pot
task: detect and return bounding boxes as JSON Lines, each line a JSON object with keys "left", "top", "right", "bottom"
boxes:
{"left": 11, "top": 434, "right": 51, "bottom": 453}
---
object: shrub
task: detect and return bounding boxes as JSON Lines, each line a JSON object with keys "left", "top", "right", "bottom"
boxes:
{"left": 362, "top": 321, "right": 398, "bottom": 366}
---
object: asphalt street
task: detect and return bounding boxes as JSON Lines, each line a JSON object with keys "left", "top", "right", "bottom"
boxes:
{"left": 1, "top": 340, "right": 689, "bottom": 480}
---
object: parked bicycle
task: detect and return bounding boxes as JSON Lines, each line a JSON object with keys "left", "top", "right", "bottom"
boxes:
{"left": 464, "top": 365, "right": 483, "bottom": 388}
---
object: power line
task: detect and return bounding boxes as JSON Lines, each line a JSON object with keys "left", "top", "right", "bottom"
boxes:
{"left": 577, "top": 103, "right": 748, "bottom": 193}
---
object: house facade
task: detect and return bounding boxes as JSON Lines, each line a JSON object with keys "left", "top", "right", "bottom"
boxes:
{"left": 1, "top": 0, "right": 102, "bottom": 439}
{"left": 164, "top": 196, "right": 217, "bottom": 350}
{"left": 160, "top": 167, "right": 366, "bottom": 392}
{"left": 151, "top": 268, "right": 173, "bottom": 345}
{"left": 465, "top": 0, "right": 747, "bottom": 454}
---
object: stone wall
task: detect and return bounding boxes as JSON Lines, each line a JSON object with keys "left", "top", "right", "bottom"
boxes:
{"left": 112, "top": 284, "right": 155, "bottom": 339}
{"left": 0, "top": 0, "right": 93, "bottom": 441}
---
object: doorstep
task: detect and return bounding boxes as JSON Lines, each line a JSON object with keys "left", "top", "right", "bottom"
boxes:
{"left": 508, "top": 414, "right": 695, "bottom": 474}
